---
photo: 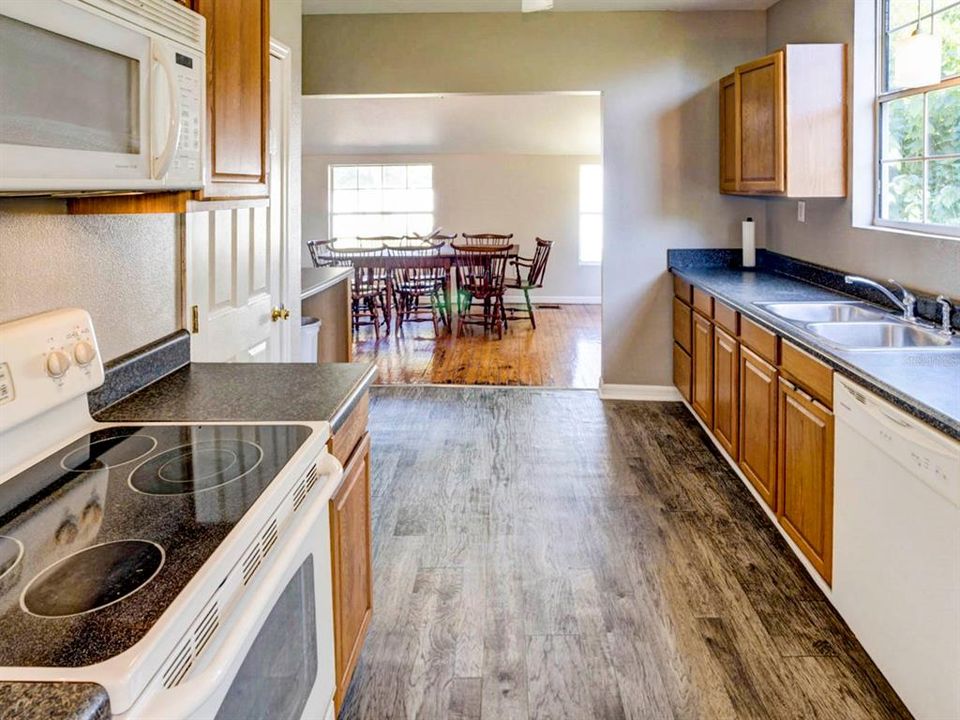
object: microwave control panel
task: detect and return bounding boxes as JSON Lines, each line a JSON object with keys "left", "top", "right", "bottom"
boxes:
{"left": 165, "top": 47, "right": 204, "bottom": 186}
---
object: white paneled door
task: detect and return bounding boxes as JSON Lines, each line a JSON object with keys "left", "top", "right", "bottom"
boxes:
{"left": 186, "top": 40, "right": 294, "bottom": 363}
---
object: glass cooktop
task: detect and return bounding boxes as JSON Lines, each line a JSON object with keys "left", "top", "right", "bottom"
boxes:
{"left": 0, "top": 424, "right": 311, "bottom": 668}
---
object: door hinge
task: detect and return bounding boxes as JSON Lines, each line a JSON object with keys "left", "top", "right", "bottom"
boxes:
{"left": 191, "top": 305, "right": 200, "bottom": 334}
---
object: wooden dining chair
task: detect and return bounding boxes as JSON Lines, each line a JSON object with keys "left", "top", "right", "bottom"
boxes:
{"left": 452, "top": 243, "right": 511, "bottom": 339}
{"left": 505, "top": 238, "right": 554, "bottom": 329}
{"left": 461, "top": 232, "right": 513, "bottom": 246}
{"left": 306, "top": 239, "right": 336, "bottom": 267}
{"left": 387, "top": 240, "right": 448, "bottom": 335}
{"left": 326, "top": 243, "right": 388, "bottom": 340}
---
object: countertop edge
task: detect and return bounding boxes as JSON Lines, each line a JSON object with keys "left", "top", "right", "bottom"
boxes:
{"left": 670, "top": 266, "right": 960, "bottom": 440}
{"left": 300, "top": 267, "right": 352, "bottom": 301}
{"left": 330, "top": 363, "right": 378, "bottom": 431}
{"left": 0, "top": 682, "right": 110, "bottom": 720}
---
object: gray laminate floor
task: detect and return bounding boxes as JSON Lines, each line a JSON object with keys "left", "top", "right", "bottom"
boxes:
{"left": 340, "top": 387, "right": 910, "bottom": 720}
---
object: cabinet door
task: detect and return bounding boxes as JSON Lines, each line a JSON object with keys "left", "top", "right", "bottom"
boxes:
{"left": 739, "top": 347, "right": 778, "bottom": 509}
{"left": 777, "top": 379, "right": 834, "bottom": 583}
{"left": 673, "top": 343, "right": 692, "bottom": 403}
{"left": 719, "top": 73, "right": 739, "bottom": 193}
{"left": 713, "top": 327, "right": 739, "bottom": 460}
{"left": 330, "top": 433, "right": 373, "bottom": 711}
{"left": 194, "top": 0, "right": 270, "bottom": 199}
{"left": 736, "top": 51, "right": 785, "bottom": 193}
{"left": 691, "top": 312, "right": 714, "bottom": 426}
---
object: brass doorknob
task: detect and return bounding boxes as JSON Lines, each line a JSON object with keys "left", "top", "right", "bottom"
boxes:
{"left": 271, "top": 306, "right": 290, "bottom": 322}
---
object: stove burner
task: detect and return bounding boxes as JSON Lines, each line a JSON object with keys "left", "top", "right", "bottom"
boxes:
{"left": 61, "top": 433, "right": 157, "bottom": 472}
{"left": 0, "top": 536, "right": 23, "bottom": 584}
{"left": 21, "top": 540, "right": 164, "bottom": 618}
{"left": 128, "top": 440, "right": 263, "bottom": 495}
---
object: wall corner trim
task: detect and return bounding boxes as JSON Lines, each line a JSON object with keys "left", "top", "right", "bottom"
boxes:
{"left": 598, "top": 383, "right": 682, "bottom": 402}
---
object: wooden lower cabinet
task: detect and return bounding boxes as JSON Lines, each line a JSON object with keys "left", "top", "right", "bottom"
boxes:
{"left": 691, "top": 312, "right": 714, "bottom": 426}
{"left": 673, "top": 343, "right": 692, "bottom": 402}
{"left": 739, "top": 347, "right": 778, "bottom": 509}
{"left": 330, "top": 432, "right": 373, "bottom": 712}
{"left": 713, "top": 328, "right": 739, "bottom": 460}
{"left": 777, "top": 378, "right": 834, "bottom": 583}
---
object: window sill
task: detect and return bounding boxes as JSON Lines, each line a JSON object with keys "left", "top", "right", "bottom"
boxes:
{"left": 855, "top": 219, "right": 960, "bottom": 241}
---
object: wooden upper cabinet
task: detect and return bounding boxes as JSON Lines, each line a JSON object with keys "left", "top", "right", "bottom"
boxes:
{"left": 777, "top": 378, "right": 834, "bottom": 583}
{"left": 719, "top": 73, "right": 739, "bottom": 193}
{"left": 193, "top": 0, "right": 270, "bottom": 200}
{"left": 719, "top": 44, "right": 846, "bottom": 198}
{"left": 737, "top": 51, "right": 785, "bottom": 193}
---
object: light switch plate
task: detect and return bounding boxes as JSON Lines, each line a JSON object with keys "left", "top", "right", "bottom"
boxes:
{"left": 797, "top": 201, "right": 806, "bottom": 223}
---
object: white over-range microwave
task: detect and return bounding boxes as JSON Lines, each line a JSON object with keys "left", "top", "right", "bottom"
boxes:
{"left": 0, "top": 0, "right": 205, "bottom": 195}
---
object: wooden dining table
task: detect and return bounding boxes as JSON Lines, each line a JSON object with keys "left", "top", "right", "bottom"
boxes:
{"left": 331, "top": 243, "right": 520, "bottom": 332}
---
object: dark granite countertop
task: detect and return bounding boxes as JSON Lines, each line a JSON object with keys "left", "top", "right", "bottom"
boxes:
{"left": 0, "top": 682, "right": 109, "bottom": 720}
{"left": 94, "top": 362, "right": 377, "bottom": 431}
{"left": 301, "top": 266, "right": 352, "bottom": 300}
{"left": 670, "top": 265, "right": 960, "bottom": 439}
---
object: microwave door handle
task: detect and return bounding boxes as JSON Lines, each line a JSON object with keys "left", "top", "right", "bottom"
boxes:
{"left": 152, "top": 42, "right": 181, "bottom": 180}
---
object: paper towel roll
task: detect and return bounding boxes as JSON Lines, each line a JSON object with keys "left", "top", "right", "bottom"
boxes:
{"left": 742, "top": 217, "right": 756, "bottom": 268}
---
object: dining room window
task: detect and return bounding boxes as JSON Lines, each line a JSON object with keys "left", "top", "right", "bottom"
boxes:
{"left": 329, "top": 163, "right": 435, "bottom": 240}
{"left": 579, "top": 164, "right": 603, "bottom": 264}
{"left": 876, "top": 0, "right": 960, "bottom": 235}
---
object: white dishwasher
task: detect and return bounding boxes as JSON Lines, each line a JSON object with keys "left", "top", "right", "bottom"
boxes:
{"left": 833, "top": 377, "right": 960, "bottom": 720}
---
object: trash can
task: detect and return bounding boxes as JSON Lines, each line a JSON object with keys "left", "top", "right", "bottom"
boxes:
{"left": 300, "top": 316, "right": 321, "bottom": 363}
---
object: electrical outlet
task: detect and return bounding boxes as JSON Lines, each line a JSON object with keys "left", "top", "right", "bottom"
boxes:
{"left": 797, "top": 201, "right": 806, "bottom": 223}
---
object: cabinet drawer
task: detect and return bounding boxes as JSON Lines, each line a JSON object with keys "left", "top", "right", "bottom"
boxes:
{"left": 740, "top": 316, "right": 779, "bottom": 364}
{"left": 673, "top": 298, "right": 693, "bottom": 353}
{"left": 693, "top": 287, "right": 714, "bottom": 317}
{"left": 780, "top": 341, "right": 833, "bottom": 408}
{"left": 329, "top": 392, "right": 370, "bottom": 466}
{"left": 673, "top": 275, "right": 693, "bottom": 304}
{"left": 714, "top": 301, "right": 739, "bottom": 335}
{"left": 673, "top": 343, "right": 692, "bottom": 403}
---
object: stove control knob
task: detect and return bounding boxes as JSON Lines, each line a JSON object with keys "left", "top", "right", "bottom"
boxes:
{"left": 73, "top": 340, "right": 96, "bottom": 367}
{"left": 45, "top": 350, "right": 71, "bottom": 379}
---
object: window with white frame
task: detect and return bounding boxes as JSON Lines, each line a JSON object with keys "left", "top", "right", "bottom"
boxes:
{"left": 329, "top": 164, "right": 434, "bottom": 240}
{"left": 877, "top": 0, "right": 960, "bottom": 234}
{"left": 579, "top": 164, "right": 603, "bottom": 264}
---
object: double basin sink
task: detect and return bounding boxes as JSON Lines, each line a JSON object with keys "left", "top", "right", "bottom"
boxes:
{"left": 753, "top": 301, "right": 956, "bottom": 351}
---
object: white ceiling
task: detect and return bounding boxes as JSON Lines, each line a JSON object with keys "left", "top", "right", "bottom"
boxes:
{"left": 302, "top": 0, "right": 777, "bottom": 13}
{"left": 302, "top": 94, "right": 602, "bottom": 156}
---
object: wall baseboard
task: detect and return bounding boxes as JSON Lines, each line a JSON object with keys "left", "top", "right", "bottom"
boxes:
{"left": 503, "top": 294, "right": 601, "bottom": 305}
{"left": 598, "top": 382, "right": 681, "bottom": 401}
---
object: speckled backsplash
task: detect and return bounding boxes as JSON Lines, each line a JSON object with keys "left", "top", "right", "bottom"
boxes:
{"left": 666, "top": 249, "right": 960, "bottom": 332}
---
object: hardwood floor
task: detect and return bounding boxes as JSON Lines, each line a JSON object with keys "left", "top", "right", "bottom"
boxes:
{"left": 340, "top": 387, "right": 911, "bottom": 720}
{"left": 352, "top": 304, "right": 601, "bottom": 388}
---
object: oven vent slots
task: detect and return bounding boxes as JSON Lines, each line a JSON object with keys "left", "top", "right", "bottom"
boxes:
{"left": 241, "top": 542, "right": 262, "bottom": 586}
{"left": 161, "top": 640, "right": 193, "bottom": 689}
{"left": 260, "top": 518, "right": 279, "bottom": 557}
{"left": 293, "top": 464, "right": 318, "bottom": 511}
{"left": 193, "top": 602, "right": 220, "bottom": 657}
{"left": 94, "top": 0, "right": 205, "bottom": 49}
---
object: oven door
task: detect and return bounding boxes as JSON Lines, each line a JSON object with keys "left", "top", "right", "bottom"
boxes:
{"left": 126, "top": 476, "right": 338, "bottom": 720}
{"left": 0, "top": 0, "right": 179, "bottom": 192}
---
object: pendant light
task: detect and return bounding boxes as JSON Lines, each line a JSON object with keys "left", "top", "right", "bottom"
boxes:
{"left": 522, "top": 0, "right": 553, "bottom": 12}
{"left": 893, "top": 0, "right": 942, "bottom": 88}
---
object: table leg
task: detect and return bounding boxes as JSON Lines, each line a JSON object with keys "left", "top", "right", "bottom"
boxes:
{"left": 384, "top": 274, "right": 393, "bottom": 334}
{"left": 445, "top": 262, "right": 454, "bottom": 334}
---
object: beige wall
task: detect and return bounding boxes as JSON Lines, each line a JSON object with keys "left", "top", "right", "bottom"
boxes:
{"left": 303, "top": 11, "right": 768, "bottom": 387}
{"left": 303, "top": 153, "right": 602, "bottom": 300}
{"left": 766, "top": 0, "right": 960, "bottom": 296}
{"left": 0, "top": 200, "right": 180, "bottom": 360}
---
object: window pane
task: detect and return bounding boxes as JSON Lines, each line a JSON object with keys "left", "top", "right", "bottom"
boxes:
{"left": 407, "top": 189, "right": 434, "bottom": 212}
{"left": 332, "top": 166, "right": 357, "bottom": 189}
{"left": 935, "top": 6, "right": 960, "bottom": 79}
{"left": 579, "top": 213, "right": 603, "bottom": 264}
{"left": 382, "top": 165, "right": 406, "bottom": 189}
{"left": 331, "top": 189, "right": 357, "bottom": 213}
{"left": 407, "top": 213, "right": 435, "bottom": 235}
{"left": 887, "top": 23, "right": 921, "bottom": 90}
{"left": 357, "top": 165, "right": 381, "bottom": 189}
{"left": 888, "top": 0, "right": 927, "bottom": 29}
{"left": 357, "top": 188, "right": 382, "bottom": 212}
{"left": 381, "top": 214, "right": 407, "bottom": 237}
{"left": 382, "top": 188, "right": 407, "bottom": 212}
{"left": 928, "top": 158, "right": 960, "bottom": 225}
{"left": 580, "top": 164, "right": 603, "bottom": 214}
{"left": 928, "top": 84, "right": 960, "bottom": 155}
{"left": 882, "top": 95, "right": 924, "bottom": 160}
{"left": 881, "top": 161, "right": 925, "bottom": 222}
{"left": 407, "top": 164, "right": 432, "bottom": 189}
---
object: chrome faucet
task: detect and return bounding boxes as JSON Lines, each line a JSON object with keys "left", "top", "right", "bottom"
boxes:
{"left": 844, "top": 276, "right": 917, "bottom": 322}
{"left": 936, "top": 296, "right": 954, "bottom": 336}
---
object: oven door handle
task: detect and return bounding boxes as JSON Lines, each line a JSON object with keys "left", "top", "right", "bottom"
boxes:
{"left": 143, "top": 468, "right": 337, "bottom": 718}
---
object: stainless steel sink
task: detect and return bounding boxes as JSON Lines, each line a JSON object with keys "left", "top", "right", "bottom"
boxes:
{"left": 756, "top": 301, "right": 887, "bottom": 323}
{"left": 806, "top": 321, "right": 953, "bottom": 349}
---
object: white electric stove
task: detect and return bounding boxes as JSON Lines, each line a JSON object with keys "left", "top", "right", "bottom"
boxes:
{"left": 0, "top": 309, "right": 342, "bottom": 720}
